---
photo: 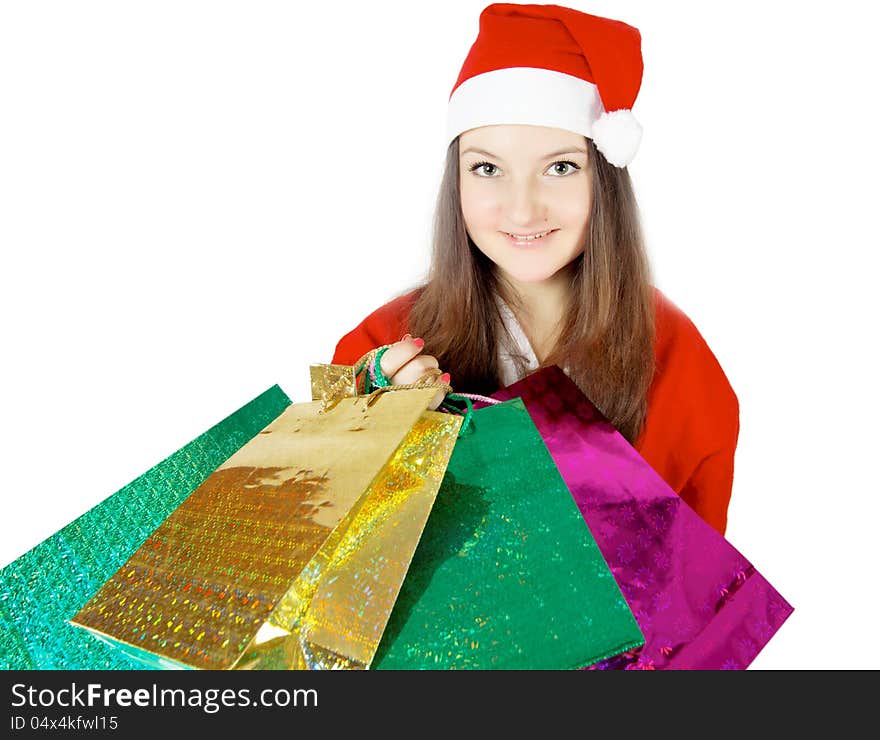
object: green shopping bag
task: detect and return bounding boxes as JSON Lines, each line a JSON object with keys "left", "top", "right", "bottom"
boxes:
{"left": 373, "top": 397, "right": 644, "bottom": 670}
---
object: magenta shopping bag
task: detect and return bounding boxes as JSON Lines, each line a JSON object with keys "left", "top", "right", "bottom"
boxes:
{"left": 476, "top": 366, "right": 793, "bottom": 670}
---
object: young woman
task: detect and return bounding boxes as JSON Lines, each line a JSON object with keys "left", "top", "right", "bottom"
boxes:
{"left": 331, "top": 4, "right": 739, "bottom": 536}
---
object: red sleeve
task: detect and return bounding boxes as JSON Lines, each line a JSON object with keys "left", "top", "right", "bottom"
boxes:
{"left": 635, "top": 289, "right": 740, "bottom": 535}
{"left": 677, "top": 427, "right": 739, "bottom": 535}
{"left": 331, "top": 289, "right": 422, "bottom": 366}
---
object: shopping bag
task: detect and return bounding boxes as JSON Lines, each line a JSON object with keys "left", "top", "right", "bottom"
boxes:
{"left": 70, "top": 365, "right": 461, "bottom": 670}
{"left": 373, "top": 395, "right": 645, "bottom": 670}
{"left": 243, "top": 368, "right": 462, "bottom": 670}
{"left": 479, "top": 366, "right": 794, "bottom": 670}
{"left": 0, "top": 385, "right": 292, "bottom": 670}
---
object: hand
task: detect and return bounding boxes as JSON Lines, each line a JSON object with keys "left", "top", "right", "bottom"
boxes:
{"left": 378, "top": 334, "right": 450, "bottom": 411}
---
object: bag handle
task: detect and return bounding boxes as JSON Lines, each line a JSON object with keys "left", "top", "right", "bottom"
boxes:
{"left": 353, "top": 345, "right": 500, "bottom": 437}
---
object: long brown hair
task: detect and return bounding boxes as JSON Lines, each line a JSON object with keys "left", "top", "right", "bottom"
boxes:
{"left": 403, "top": 135, "right": 656, "bottom": 444}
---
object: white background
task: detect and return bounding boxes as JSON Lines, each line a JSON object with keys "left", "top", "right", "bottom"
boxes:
{"left": 1, "top": 1, "right": 877, "bottom": 669}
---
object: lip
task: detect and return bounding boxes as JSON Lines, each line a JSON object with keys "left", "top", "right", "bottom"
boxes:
{"left": 503, "top": 229, "right": 556, "bottom": 238}
{"left": 503, "top": 228, "right": 558, "bottom": 246}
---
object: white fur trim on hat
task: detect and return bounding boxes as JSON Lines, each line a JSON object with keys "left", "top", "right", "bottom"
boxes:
{"left": 447, "top": 67, "right": 602, "bottom": 145}
{"left": 447, "top": 67, "right": 641, "bottom": 168}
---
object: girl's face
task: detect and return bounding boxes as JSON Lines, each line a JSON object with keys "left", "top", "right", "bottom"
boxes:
{"left": 459, "top": 124, "right": 593, "bottom": 288}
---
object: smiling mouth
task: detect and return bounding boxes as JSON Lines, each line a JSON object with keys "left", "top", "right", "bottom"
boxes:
{"left": 504, "top": 229, "right": 558, "bottom": 244}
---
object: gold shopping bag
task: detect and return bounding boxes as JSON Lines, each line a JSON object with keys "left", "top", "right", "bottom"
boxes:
{"left": 70, "top": 364, "right": 461, "bottom": 669}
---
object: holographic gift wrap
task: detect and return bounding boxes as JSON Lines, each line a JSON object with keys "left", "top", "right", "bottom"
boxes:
{"left": 0, "top": 385, "right": 292, "bottom": 670}
{"left": 250, "top": 409, "right": 462, "bottom": 669}
{"left": 373, "top": 397, "right": 644, "bottom": 670}
{"left": 71, "top": 386, "right": 446, "bottom": 670}
{"left": 478, "top": 366, "right": 794, "bottom": 670}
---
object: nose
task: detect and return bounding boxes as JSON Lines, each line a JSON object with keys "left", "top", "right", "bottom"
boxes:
{"left": 504, "top": 178, "right": 548, "bottom": 227}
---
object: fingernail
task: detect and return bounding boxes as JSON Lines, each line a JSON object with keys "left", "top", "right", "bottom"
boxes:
{"left": 439, "top": 372, "right": 451, "bottom": 384}
{"left": 401, "top": 333, "right": 412, "bottom": 341}
{"left": 413, "top": 337, "right": 425, "bottom": 348}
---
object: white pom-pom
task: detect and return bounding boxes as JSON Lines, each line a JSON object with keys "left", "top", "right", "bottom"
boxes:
{"left": 591, "top": 109, "right": 643, "bottom": 168}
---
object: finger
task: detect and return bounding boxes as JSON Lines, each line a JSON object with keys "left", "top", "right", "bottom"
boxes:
{"left": 427, "top": 371, "right": 451, "bottom": 411}
{"left": 427, "top": 387, "right": 446, "bottom": 412}
{"left": 378, "top": 336, "right": 426, "bottom": 379}
{"left": 389, "top": 355, "right": 440, "bottom": 387}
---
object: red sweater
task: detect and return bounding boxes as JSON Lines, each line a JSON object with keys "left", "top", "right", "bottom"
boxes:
{"left": 332, "top": 286, "right": 740, "bottom": 535}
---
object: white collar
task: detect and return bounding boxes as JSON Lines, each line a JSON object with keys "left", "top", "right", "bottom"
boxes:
{"left": 494, "top": 292, "right": 572, "bottom": 386}
{"left": 495, "top": 293, "right": 540, "bottom": 387}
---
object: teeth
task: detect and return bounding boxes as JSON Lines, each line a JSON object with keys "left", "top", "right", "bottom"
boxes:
{"left": 508, "top": 230, "right": 553, "bottom": 241}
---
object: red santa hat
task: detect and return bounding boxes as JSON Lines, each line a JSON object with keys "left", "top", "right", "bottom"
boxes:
{"left": 447, "top": 3, "right": 644, "bottom": 168}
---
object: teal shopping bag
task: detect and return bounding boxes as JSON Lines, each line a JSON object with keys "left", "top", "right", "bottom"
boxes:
{"left": 0, "top": 386, "right": 291, "bottom": 670}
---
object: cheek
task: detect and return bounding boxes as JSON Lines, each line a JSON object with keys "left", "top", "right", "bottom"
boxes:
{"left": 460, "top": 182, "right": 500, "bottom": 228}
{"left": 557, "top": 180, "right": 593, "bottom": 226}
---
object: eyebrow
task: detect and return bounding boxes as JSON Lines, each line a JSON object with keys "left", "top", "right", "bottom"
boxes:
{"left": 460, "top": 147, "right": 588, "bottom": 160}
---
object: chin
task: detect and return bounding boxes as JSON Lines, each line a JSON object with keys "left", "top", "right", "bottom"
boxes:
{"left": 497, "top": 263, "right": 565, "bottom": 285}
